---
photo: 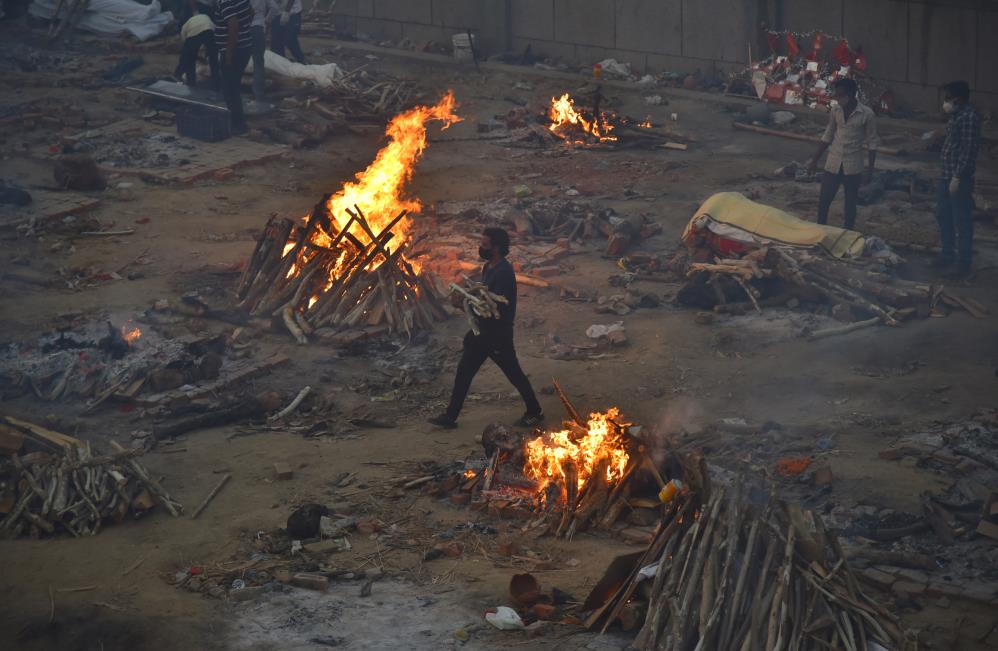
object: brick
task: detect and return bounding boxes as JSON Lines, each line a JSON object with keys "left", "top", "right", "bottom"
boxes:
{"left": 0, "top": 424, "right": 25, "bottom": 454}
{"left": 273, "top": 462, "right": 293, "bottom": 480}
{"left": 892, "top": 581, "right": 927, "bottom": 596}
{"left": 860, "top": 568, "right": 895, "bottom": 590}
{"left": 290, "top": 572, "right": 329, "bottom": 591}
{"left": 229, "top": 586, "right": 266, "bottom": 602}
{"left": 894, "top": 568, "right": 929, "bottom": 584}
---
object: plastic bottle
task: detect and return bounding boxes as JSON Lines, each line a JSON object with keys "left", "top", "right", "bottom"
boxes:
{"left": 658, "top": 479, "right": 683, "bottom": 504}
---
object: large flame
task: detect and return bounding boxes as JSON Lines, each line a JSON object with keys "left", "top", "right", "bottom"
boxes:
{"left": 524, "top": 408, "right": 630, "bottom": 506}
{"left": 311, "top": 91, "right": 461, "bottom": 251}
{"left": 547, "top": 93, "right": 617, "bottom": 143}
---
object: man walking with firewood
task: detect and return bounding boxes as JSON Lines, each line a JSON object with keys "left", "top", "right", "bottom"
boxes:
{"left": 429, "top": 228, "right": 544, "bottom": 430}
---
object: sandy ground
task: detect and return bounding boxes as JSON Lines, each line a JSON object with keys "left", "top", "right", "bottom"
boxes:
{"left": 2, "top": 24, "right": 998, "bottom": 651}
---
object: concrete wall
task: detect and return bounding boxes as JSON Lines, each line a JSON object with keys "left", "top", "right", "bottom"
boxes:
{"left": 329, "top": 0, "right": 998, "bottom": 113}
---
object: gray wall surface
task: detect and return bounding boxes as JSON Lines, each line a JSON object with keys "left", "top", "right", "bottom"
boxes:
{"left": 329, "top": 0, "right": 998, "bottom": 113}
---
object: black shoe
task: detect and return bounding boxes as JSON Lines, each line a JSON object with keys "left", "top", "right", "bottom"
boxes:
{"left": 515, "top": 411, "right": 544, "bottom": 427}
{"left": 929, "top": 256, "right": 954, "bottom": 269}
{"left": 428, "top": 414, "right": 457, "bottom": 429}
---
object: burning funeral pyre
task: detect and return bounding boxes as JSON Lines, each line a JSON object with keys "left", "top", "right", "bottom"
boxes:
{"left": 399, "top": 382, "right": 671, "bottom": 540}
{"left": 544, "top": 91, "right": 667, "bottom": 149}
{"left": 237, "top": 92, "right": 461, "bottom": 343}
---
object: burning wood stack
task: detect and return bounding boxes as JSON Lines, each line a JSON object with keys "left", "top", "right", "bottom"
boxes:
{"left": 0, "top": 417, "right": 183, "bottom": 538}
{"left": 586, "top": 459, "right": 914, "bottom": 650}
{"left": 237, "top": 92, "right": 461, "bottom": 343}
{"left": 517, "top": 90, "right": 684, "bottom": 150}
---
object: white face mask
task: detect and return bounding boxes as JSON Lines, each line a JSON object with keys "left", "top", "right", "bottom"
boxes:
{"left": 942, "top": 101, "right": 956, "bottom": 114}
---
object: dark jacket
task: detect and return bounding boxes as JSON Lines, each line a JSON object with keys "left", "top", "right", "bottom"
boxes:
{"left": 480, "top": 258, "right": 516, "bottom": 329}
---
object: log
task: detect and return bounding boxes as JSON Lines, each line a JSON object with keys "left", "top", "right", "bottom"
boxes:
{"left": 190, "top": 474, "right": 231, "bottom": 520}
{"left": 731, "top": 121, "right": 905, "bottom": 156}
{"left": 806, "top": 317, "right": 880, "bottom": 341}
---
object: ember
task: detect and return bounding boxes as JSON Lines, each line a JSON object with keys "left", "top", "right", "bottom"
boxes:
{"left": 122, "top": 325, "right": 142, "bottom": 343}
{"left": 237, "top": 92, "right": 461, "bottom": 343}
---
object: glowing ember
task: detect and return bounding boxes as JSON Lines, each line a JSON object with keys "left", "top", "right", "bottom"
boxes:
{"left": 308, "top": 91, "right": 461, "bottom": 258}
{"left": 547, "top": 93, "right": 617, "bottom": 143}
{"left": 524, "top": 408, "right": 630, "bottom": 506}
{"left": 463, "top": 469, "right": 477, "bottom": 479}
{"left": 121, "top": 326, "right": 141, "bottom": 343}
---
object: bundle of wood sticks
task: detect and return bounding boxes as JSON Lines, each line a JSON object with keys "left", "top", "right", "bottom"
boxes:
{"left": 1, "top": 431, "right": 183, "bottom": 538}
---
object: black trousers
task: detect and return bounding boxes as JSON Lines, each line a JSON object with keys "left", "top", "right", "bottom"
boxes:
{"left": 270, "top": 13, "right": 306, "bottom": 64}
{"left": 817, "top": 168, "right": 861, "bottom": 231}
{"left": 220, "top": 47, "right": 252, "bottom": 130}
{"left": 445, "top": 327, "right": 541, "bottom": 421}
{"left": 175, "top": 31, "right": 220, "bottom": 89}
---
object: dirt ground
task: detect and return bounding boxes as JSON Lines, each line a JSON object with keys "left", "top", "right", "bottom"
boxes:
{"left": 2, "top": 23, "right": 998, "bottom": 651}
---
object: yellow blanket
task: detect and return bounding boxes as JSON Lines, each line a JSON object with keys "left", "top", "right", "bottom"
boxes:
{"left": 683, "top": 192, "right": 866, "bottom": 258}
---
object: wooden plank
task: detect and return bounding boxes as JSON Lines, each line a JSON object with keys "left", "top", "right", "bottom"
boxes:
{"left": 1, "top": 416, "right": 81, "bottom": 449}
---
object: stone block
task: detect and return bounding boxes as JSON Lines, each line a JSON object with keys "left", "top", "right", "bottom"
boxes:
{"left": 554, "top": 0, "right": 615, "bottom": 48}
{"left": 511, "top": 36, "right": 576, "bottom": 63}
{"left": 273, "top": 462, "right": 293, "bottom": 480}
{"left": 907, "top": 3, "right": 977, "bottom": 88}
{"left": 373, "top": 0, "right": 431, "bottom": 23}
{"left": 782, "top": 3, "right": 843, "bottom": 41}
{"left": 681, "top": 0, "right": 750, "bottom": 63}
{"left": 892, "top": 580, "right": 927, "bottom": 596}
{"left": 614, "top": 0, "right": 682, "bottom": 55}
{"left": 860, "top": 567, "right": 896, "bottom": 590}
{"left": 355, "top": 16, "right": 403, "bottom": 40}
{"left": 511, "top": 0, "right": 554, "bottom": 41}
{"left": 843, "top": 0, "right": 909, "bottom": 84}
{"left": 977, "top": 11, "right": 998, "bottom": 93}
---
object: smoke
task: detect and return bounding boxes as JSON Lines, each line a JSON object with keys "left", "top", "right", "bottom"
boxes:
{"left": 645, "top": 397, "right": 705, "bottom": 466}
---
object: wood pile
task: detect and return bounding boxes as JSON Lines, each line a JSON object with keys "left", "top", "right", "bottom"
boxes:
{"left": 449, "top": 276, "right": 508, "bottom": 336}
{"left": 586, "top": 458, "right": 914, "bottom": 650}
{"left": 0, "top": 417, "right": 183, "bottom": 538}
{"left": 684, "top": 245, "right": 985, "bottom": 336}
{"left": 237, "top": 197, "right": 449, "bottom": 343}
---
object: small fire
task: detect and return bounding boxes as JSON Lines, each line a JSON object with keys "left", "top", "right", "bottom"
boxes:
{"left": 463, "top": 469, "right": 477, "bottom": 479}
{"left": 547, "top": 93, "right": 617, "bottom": 143}
{"left": 524, "top": 408, "right": 630, "bottom": 506}
{"left": 122, "top": 326, "right": 141, "bottom": 343}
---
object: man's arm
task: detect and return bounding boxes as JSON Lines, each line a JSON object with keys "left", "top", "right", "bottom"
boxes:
{"left": 808, "top": 111, "right": 836, "bottom": 172}
{"left": 952, "top": 113, "right": 979, "bottom": 179}
{"left": 226, "top": 14, "right": 238, "bottom": 63}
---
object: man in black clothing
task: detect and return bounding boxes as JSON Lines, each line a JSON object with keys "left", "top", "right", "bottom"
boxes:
{"left": 214, "top": 0, "right": 253, "bottom": 134}
{"left": 429, "top": 228, "right": 543, "bottom": 429}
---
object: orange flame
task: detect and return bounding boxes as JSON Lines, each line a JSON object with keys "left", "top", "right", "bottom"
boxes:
{"left": 524, "top": 408, "right": 630, "bottom": 506}
{"left": 547, "top": 93, "right": 617, "bottom": 143}
{"left": 121, "top": 326, "right": 141, "bottom": 343}
{"left": 463, "top": 469, "right": 477, "bottom": 479}
{"left": 310, "top": 91, "right": 461, "bottom": 253}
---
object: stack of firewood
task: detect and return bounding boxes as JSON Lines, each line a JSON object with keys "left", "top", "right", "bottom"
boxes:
{"left": 237, "top": 197, "right": 449, "bottom": 343}
{"left": 1, "top": 419, "right": 183, "bottom": 538}
{"left": 685, "top": 245, "right": 984, "bottom": 336}
{"left": 585, "top": 460, "right": 913, "bottom": 650}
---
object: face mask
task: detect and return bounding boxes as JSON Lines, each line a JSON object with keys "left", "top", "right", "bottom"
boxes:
{"left": 478, "top": 246, "right": 492, "bottom": 261}
{"left": 942, "top": 101, "right": 955, "bottom": 114}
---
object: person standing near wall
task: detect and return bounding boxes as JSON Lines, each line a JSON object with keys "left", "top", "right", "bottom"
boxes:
{"left": 270, "top": 0, "right": 307, "bottom": 64}
{"left": 933, "top": 81, "right": 982, "bottom": 279}
{"left": 214, "top": 0, "right": 254, "bottom": 134}
{"left": 807, "top": 78, "right": 880, "bottom": 231}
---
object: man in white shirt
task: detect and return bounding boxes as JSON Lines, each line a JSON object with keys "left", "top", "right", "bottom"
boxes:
{"left": 807, "top": 78, "right": 880, "bottom": 231}
{"left": 270, "top": 0, "right": 306, "bottom": 64}
{"left": 250, "top": 0, "right": 280, "bottom": 102}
